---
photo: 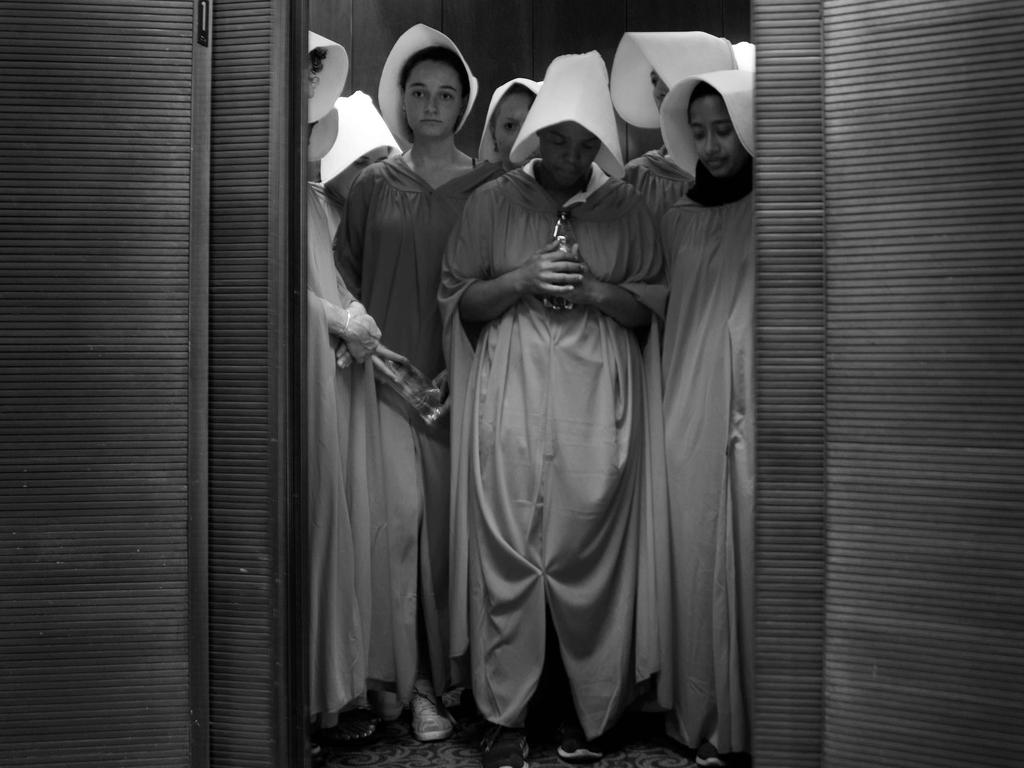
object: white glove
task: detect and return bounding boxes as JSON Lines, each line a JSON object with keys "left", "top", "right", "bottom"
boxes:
{"left": 335, "top": 345, "right": 353, "bottom": 369}
{"left": 334, "top": 301, "right": 380, "bottom": 362}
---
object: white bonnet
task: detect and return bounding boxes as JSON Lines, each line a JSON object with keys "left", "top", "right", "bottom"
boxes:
{"left": 510, "top": 51, "right": 623, "bottom": 178}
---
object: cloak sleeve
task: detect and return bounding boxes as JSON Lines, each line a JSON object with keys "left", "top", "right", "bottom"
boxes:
{"left": 615, "top": 198, "right": 668, "bottom": 322}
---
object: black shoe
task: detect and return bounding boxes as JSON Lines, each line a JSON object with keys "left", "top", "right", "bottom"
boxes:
{"left": 695, "top": 741, "right": 726, "bottom": 767}
{"left": 314, "top": 709, "right": 379, "bottom": 747}
{"left": 556, "top": 720, "right": 604, "bottom": 764}
{"left": 481, "top": 724, "right": 529, "bottom": 768}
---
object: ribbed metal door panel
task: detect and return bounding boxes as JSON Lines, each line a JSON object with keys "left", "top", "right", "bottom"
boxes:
{"left": 207, "top": 2, "right": 298, "bottom": 767}
{"left": 823, "top": 2, "right": 1024, "bottom": 765}
{"left": 752, "top": 1, "right": 827, "bottom": 765}
{"left": 0, "top": 2, "right": 203, "bottom": 767}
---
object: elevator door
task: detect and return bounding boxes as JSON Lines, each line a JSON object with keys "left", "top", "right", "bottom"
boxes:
{"left": 0, "top": 2, "right": 210, "bottom": 766}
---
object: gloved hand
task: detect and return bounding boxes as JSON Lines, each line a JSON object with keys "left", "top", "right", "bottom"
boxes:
{"left": 328, "top": 300, "right": 380, "bottom": 362}
{"left": 335, "top": 345, "right": 353, "bottom": 369}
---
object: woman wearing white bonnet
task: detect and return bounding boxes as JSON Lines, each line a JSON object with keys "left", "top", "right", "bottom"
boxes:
{"left": 312, "top": 90, "right": 399, "bottom": 246}
{"left": 441, "top": 50, "right": 667, "bottom": 768}
{"left": 308, "top": 31, "right": 348, "bottom": 125}
{"left": 304, "top": 31, "right": 387, "bottom": 751}
{"left": 321, "top": 91, "right": 398, "bottom": 203}
{"left": 336, "top": 22, "right": 504, "bottom": 744}
{"left": 656, "top": 68, "right": 755, "bottom": 768}
{"left": 477, "top": 77, "right": 542, "bottom": 170}
{"left": 306, "top": 34, "right": 349, "bottom": 249}
{"left": 609, "top": 31, "right": 735, "bottom": 221}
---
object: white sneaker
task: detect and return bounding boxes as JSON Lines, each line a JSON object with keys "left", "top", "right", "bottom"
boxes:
{"left": 411, "top": 691, "right": 453, "bottom": 742}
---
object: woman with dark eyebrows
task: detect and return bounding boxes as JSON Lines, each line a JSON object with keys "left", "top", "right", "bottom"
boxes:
{"left": 337, "top": 23, "right": 504, "bottom": 744}
{"left": 657, "top": 68, "right": 756, "bottom": 768}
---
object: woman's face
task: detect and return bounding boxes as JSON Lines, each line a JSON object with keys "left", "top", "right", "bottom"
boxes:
{"left": 650, "top": 69, "right": 669, "bottom": 112}
{"left": 536, "top": 121, "right": 602, "bottom": 190}
{"left": 324, "top": 146, "right": 392, "bottom": 199}
{"left": 688, "top": 93, "right": 749, "bottom": 179}
{"left": 402, "top": 59, "right": 466, "bottom": 141}
{"left": 490, "top": 91, "right": 533, "bottom": 166}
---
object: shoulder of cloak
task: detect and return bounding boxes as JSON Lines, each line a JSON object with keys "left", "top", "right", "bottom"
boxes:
{"left": 350, "top": 155, "right": 419, "bottom": 193}
{"left": 453, "top": 160, "right": 506, "bottom": 193}
{"left": 575, "top": 177, "right": 651, "bottom": 224}
{"left": 634, "top": 149, "right": 692, "bottom": 184}
{"left": 485, "top": 171, "right": 651, "bottom": 226}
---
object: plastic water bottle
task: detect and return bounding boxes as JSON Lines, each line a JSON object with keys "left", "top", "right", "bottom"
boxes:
{"left": 372, "top": 355, "right": 447, "bottom": 426}
{"left": 542, "top": 209, "right": 577, "bottom": 311}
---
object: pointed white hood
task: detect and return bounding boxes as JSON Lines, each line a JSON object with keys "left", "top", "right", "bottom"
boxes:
{"left": 510, "top": 51, "right": 623, "bottom": 178}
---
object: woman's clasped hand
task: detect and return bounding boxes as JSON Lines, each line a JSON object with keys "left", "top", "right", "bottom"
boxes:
{"left": 516, "top": 238, "right": 584, "bottom": 300}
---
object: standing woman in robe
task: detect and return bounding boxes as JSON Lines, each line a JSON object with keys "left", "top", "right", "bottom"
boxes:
{"left": 657, "top": 69, "right": 756, "bottom": 767}
{"left": 609, "top": 31, "right": 736, "bottom": 222}
{"left": 337, "top": 23, "right": 503, "bottom": 742}
{"left": 477, "top": 78, "right": 541, "bottom": 171}
{"left": 440, "top": 52, "right": 667, "bottom": 768}
{"left": 304, "top": 32, "right": 386, "bottom": 749}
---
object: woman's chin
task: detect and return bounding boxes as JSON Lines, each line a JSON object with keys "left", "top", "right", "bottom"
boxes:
{"left": 413, "top": 121, "right": 453, "bottom": 140}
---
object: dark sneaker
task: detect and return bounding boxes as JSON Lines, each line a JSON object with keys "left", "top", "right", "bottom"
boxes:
{"left": 696, "top": 741, "right": 726, "bottom": 767}
{"left": 556, "top": 720, "right": 604, "bottom": 764}
{"left": 481, "top": 724, "right": 529, "bottom": 768}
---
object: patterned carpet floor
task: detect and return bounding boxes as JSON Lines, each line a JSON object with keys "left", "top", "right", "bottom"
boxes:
{"left": 322, "top": 705, "right": 710, "bottom": 767}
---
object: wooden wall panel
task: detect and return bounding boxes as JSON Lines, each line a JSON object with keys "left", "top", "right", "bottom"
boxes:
{"left": 722, "top": 0, "right": 752, "bottom": 42}
{"left": 350, "top": 0, "right": 443, "bottom": 106}
{"left": 531, "top": 0, "right": 625, "bottom": 93}
{"left": 444, "top": 0, "right": 534, "bottom": 158}
{"left": 311, "top": 0, "right": 353, "bottom": 75}
{"left": 627, "top": 0, "right": 724, "bottom": 30}
{"left": 530, "top": 0, "right": 626, "bottom": 164}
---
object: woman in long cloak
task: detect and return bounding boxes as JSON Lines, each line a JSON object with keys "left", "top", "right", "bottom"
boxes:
{"left": 305, "top": 32, "right": 385, "bottom": 746}
{"left": 657, "top": 69, "right": 756, "bottom": 765}
{"left": 336, "top": 24, "right": 503, "bottom": 739}
{"left": 440, "top": 51, "right": 667, "bottom": 768}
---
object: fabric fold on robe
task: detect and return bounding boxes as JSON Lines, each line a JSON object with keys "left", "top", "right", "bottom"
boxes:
{"left": 440, "top": 167, "right": 669, "bottom": 740}
{"left": 337, "top": 156, "right": 504, "bottom": 702}
{"left": 306, "top": 183, "right": 384, "bottom": 720}
{"left": 623, "top": 147, "right": 694, "bottom": 224}
{"left": 309, "top": 180, "right": 346, "bottom": 241}
{"left": 658, "top": 192, "right": 755, "bottom": 754}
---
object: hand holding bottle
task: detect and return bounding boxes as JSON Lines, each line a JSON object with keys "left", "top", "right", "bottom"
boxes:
{"left": 371, "top": 344, "right": 448, "bottom": 426}
{"left": 561, "top": 254, "right": 606, "bottom": 308}
{"left": 516, "top": 238, "right": 583, "bottom": 303}
{"left": 336, "top": 301, "right": 381, "bottom": 362}
{"left": 543, "top": 210, "right": 582, "bottom": 310}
